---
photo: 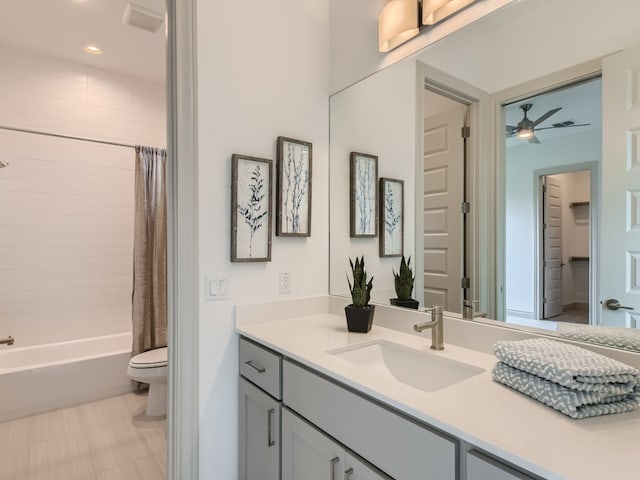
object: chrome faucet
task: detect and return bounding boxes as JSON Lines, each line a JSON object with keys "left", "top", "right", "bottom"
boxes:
{"left": 414, "top": 306, "right": 444, "bottom": 350}
{"left": 0, "top": 335, "right": 14, "bottom": 346}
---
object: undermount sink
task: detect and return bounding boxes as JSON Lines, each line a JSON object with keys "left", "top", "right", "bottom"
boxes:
{"left": 329, "top": 340, "right": 484, "bottom": 393}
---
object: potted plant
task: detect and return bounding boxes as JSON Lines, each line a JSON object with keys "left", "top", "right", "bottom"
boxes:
{"left": 390, "top": 255, "right": 419, "bottom": 309}
{"left": 345, "top": 256, "right": 375, "bottom": 333}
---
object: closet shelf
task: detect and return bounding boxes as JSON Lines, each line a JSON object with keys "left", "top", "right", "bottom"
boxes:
{"left": 569, "top": 256, "right": 589, "bottom": 262}
{"left": 569, "top": 201, "right": 590, "bottom": 208}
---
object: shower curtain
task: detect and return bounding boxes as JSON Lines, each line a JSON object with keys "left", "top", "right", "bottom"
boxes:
{"left": 132, "top": 146, "right": 168, "bottom": 356}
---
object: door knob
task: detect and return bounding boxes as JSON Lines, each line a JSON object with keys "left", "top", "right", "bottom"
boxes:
{"left": 604, "top": 299, "right": 634, "bottom": 311}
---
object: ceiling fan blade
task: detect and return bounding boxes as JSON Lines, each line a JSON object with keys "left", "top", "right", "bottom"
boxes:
{"left": 533, "top": 107, "right": 562, "bottom": 126}
{"left": 528, "top": 134, "right": 541, "bottom": 144}
{"left": 505, "top": 125, "right": 518, "bottom": 137}
{"left": 534, "top": 123, "right": 591, "bottom": 131}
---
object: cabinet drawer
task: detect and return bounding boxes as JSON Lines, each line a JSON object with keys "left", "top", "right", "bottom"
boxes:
{"left": 239, "top": 337, "right": 282, "bottom": 399}
{"left": 466, "top": 451, "right": 536, "bottom": 480}
{"left": 284, "top": 360, "right": 457, "bottom": 480}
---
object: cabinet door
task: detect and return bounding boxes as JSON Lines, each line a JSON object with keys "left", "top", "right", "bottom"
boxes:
{"left": 239, "top": 378, "right": 280, "bottom": 480}
{"left": 282, "top": 408, "right": 344, "bottom": 480}
{"left": 345, "top": 452, "right": 392, "bottom": 480}
{"left": 466, "top": 451, "right": 535, "bottom": 480}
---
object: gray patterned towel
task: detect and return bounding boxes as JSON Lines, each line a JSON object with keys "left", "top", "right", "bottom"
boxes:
{"left": 493, "top": 338, "right": 639, "bottom": 393}
{"left": 492, "top": 362, "right": 640, "bottom": 419}
{"left": 557, "top": 323, "right": 640, "bottom": 353}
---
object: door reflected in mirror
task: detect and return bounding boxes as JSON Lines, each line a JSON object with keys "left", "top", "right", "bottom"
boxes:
{"left": 328, "top": 0, "right": 640, "bottom": 346}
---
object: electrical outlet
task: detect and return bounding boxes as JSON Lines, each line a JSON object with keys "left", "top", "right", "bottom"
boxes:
{"left": 279, "top": 272, "right": 291, "bottom": 294}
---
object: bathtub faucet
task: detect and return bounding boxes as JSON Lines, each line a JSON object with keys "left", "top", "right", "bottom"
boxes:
{"left": 0, "top": 335, "right": 14, "bottom": 346}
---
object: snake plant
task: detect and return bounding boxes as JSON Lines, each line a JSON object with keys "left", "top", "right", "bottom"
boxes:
{"left": 393, "top": 255, "right": 414, "bottom": 301}
{"left": 347, "top": 256, "right": 373, "bottom": 308}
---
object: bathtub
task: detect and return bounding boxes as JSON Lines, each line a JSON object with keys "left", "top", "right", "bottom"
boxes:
{"left": 0, "top": 332, "right": 134, "bottom": 422}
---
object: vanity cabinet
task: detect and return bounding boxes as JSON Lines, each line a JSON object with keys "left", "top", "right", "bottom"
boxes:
{"left": 282, "top": 408, "right": 391, "bottom": 480}
{"left": 466, "top": 451, "right": 536, "bottom": 480}
{"left": 239, "top": 336, "right": 540, "bottom": 480}
{"left": 238, "top": 337, "right": 283, "bottom": 480}
{"left": 283, "top": 360, "right": 457, "bottom": 480}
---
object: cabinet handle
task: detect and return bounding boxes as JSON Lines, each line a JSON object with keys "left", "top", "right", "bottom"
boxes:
{"left": 245, "top": 360, "right": 266, "bottom": 373}
{"left": 267, "top": 408, "right": 275, "bottom": 447}
{"left": 344, "top": 467, "right": 354, "bottom": 479}
{"left": 330, "top": 457, "right": 339, "bottom": 480}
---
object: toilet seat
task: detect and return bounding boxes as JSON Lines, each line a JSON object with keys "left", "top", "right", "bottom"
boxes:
{"left": 129, "top": 347, "right": 168, "bottom": 369}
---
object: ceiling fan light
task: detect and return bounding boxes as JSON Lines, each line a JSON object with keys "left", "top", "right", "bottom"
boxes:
{"left": 517, "top": 127, "right": 534, "bottom": 139}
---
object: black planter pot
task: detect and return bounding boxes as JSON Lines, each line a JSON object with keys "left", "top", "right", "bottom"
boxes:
{"left": 390, "top": 298, "right": 419, "bottom": 310}
{"left": 344, "top": 304, "right": 375, "bottom": 333}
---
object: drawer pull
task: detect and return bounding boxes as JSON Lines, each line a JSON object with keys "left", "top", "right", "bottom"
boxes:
{"left": 344, "top": 468, "right": 354, "bottom": 479}
{"left": 267, "top": 408, "right": 275, "bottom": 447}
{"left": 245, "top": 360, "right": 266, "bottom": 373}
{"left": 330, "top": 456, "right": 339, "bottom": 480}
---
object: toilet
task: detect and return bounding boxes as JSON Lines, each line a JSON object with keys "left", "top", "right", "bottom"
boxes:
{"left": 127, "top": 347, "right": 168, "bottom": 417}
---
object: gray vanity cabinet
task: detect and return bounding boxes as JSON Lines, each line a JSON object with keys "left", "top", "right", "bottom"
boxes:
{"left": 238, "top": 337, "right": 283, "bottom": 480}
{"left": 466, "top": 451, "right": 536, "bottom": 480}
{"left": 282, "top": 408, "right": 390, "bottom": 480}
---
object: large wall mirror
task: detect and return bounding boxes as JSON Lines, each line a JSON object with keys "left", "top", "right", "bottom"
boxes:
{"left": 329, "top": 0, "right": 640, "bottom": 343}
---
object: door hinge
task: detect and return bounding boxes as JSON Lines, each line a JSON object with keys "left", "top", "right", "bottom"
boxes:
{"left": 543, "top": 297, "right": 547, "bottom": 303}
{"left": 461, "top": 277, "right": 471, "bottom": 289}
{"left": 461, "top": 126, "right": 471, "bottom": 138}
{"left": 461, "top": 202, "right": 471, "bottom": 214}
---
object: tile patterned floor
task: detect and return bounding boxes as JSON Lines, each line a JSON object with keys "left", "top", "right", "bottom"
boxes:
{"left": 0, "top": 391, "right": 166, "bottom": 480}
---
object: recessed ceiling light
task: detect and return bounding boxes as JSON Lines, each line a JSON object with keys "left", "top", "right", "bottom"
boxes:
{"left": 84, "top": 44, "right": 103, "bottom": 55}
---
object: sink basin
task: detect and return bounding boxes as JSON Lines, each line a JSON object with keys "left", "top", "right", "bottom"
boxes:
{"left": 329, "top": 340, "right": 484, "bottom": 393}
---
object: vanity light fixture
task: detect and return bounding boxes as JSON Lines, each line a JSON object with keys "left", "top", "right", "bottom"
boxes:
{"left": 83, "top": 44, "right": 103, "bottom": 55}
{"left": 378, "top": 0, "right": 420, "bottom": 53}
{"left": 422, "top": 0, "right": 476, "bottom": 26}
{"left": 379, "top": 0, "right": 477, "bottom": 53}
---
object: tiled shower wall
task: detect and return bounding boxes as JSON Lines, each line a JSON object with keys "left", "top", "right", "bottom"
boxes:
{"left": 0, "top": 45, "right": 166, "bottom": 347}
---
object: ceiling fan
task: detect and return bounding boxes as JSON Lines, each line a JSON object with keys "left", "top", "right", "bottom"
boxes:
{"left": 505, "top": 103, "right": 591, "bottom": 144}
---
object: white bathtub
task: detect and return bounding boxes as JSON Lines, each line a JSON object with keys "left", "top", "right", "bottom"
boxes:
{"left": 0, "top": 332, "right": 134, "bottom": 422}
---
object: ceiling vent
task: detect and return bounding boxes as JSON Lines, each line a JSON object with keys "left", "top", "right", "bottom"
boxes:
{"left": 122, "top": 3, "right": 164, "bottom": 34}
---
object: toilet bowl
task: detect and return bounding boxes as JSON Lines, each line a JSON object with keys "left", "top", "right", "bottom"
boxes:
{"left": 127, "top": 347, "right": 168, "bottom": 417}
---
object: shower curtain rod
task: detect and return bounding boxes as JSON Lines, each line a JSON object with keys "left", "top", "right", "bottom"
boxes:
{"left": 0, "top": 125, "right": 137, "bottom": 149}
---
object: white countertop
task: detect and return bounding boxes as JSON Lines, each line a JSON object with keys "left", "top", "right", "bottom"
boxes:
{"left": 236, "top": 310, "right": 640, "bottom": 480}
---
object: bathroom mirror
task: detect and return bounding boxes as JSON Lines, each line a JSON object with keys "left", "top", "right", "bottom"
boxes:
{"left": 329, "top": 0, "right": 640, "bottom": 338}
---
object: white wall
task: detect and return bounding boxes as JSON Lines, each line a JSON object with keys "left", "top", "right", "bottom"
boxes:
{"left": 0, "top": 45, "right": 165, "bottom": 347}
{"left": 329, "top": 59, "right": 418, "bottom": 303}
{"left": 195, "top": 1, "right": 330, "bottom": 478}
{"left": 505, "top": 130, "right": 600, "bottom": 315}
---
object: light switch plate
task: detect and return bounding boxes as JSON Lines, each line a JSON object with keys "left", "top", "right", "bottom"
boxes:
{"left": 205, "top": 275, "right": 230, "bottom": 301}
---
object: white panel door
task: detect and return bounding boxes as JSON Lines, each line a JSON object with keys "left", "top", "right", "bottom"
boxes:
{"left": 423, "top": 106, "right": 466, "bottom": 312}
{"left": 543, "top": 176, "right": 563, "bottom": 318}
{"left": 601, "top": 44, "right": 640, "bottom": 327}
{"left": 282, "top": 408, "right": 344, "bottom": 480}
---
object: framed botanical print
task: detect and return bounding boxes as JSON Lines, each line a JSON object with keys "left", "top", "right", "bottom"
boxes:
{"left": 276, "top": 136, "right": 312, "bottom": 237}
{"left": 231, "top": 154, "right": 272, "bottom": 262}
{"left": 379, "top": 177, "right": 404, "bottom": 257}
{"left": 350, "top": 152, "right": 378, "bottom": 237}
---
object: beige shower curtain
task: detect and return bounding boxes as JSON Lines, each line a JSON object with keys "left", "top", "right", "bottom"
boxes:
{"left": 132, "top": 146, "right": 168, "bottom": 356}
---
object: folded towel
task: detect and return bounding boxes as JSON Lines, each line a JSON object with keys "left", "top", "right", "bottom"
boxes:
{"left": 493, "top": 338, "right": 639, "bottom": 393}
{"left": 492, "top": 362, "right": 640, "bottom": 419}
{"left": 557, "top": 323, "right": 640, "bottom": 353}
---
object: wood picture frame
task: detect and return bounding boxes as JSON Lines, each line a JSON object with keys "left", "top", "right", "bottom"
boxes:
{"left": 231, "top": 154, "right": 273, "bottom": 262}
{"left": 350, "top": 152, "right": 378, "bottom": 238}
{"left": 379, "top": 177, "right": 404, "bottom": 257}
{"left": 276, "top": 136, "right": 312, "bottom": 237}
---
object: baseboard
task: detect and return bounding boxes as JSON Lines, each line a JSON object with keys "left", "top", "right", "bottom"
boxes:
{"left": 562, "top": 302, "right": 589, "bottom": 312}
{"left": 505, "top": 309, "right": 534, "bottom": 319}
